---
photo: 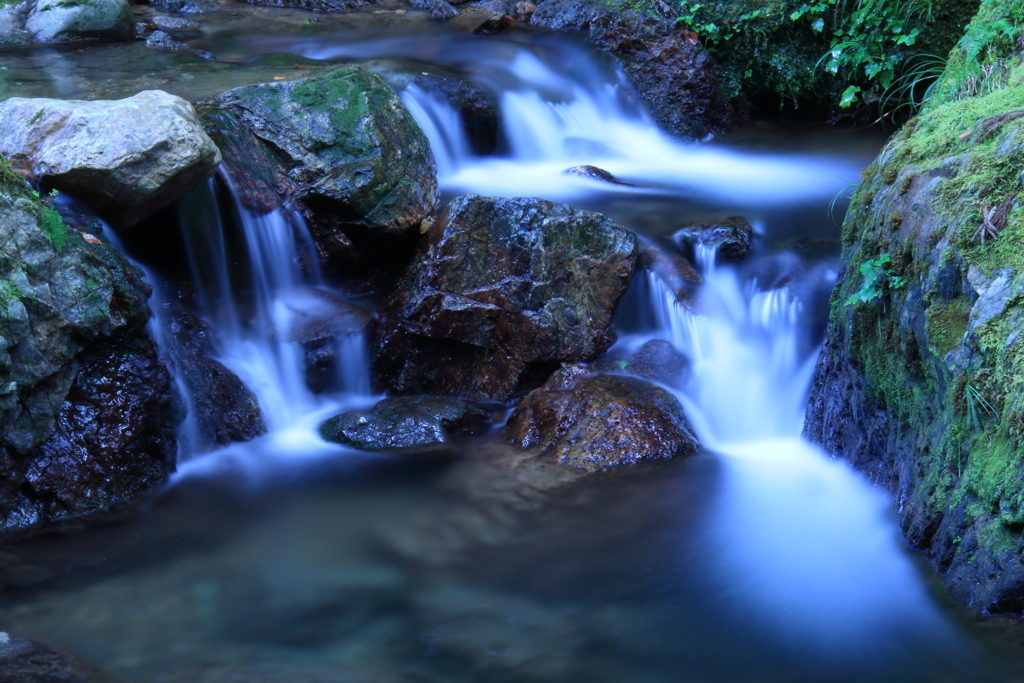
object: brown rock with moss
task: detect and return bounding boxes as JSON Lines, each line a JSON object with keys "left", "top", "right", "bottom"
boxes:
{"left": 805, "top": 0, "right": 1024, "bottom": 617}
{"left": 372, "top": 195, "right": 638, "bottom": 402}
{"left": 506, "top": 373, "right": 699, "bottom": 470}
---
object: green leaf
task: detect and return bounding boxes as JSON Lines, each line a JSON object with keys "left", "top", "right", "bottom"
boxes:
{"left": 839, "top": 85, "right": 861, "bottom": 108}
{"left": 811, "top": 17, "right": 824, "bottom": 32}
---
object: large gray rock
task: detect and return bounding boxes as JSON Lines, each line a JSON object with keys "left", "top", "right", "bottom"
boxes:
{"left": 372, "top": 195, "right": 638, "bottom": 402}
{"left": 25, "top": 0, "right": 135, "bottom": 43}
{"left": 0, "top": 155, "right": 178, "bottom": 541}
{"left": 0, "top": 2, "right": 31, "bottom": 46}
{"left": 0, "top": 91, "right": 221, "bottom": 227}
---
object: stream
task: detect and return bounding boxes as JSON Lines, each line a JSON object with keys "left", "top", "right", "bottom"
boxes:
{"left": 3, "top": 10, "right": 1024, "bottom": 683}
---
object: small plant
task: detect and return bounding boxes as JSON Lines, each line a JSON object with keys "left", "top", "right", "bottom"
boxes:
{"left": 845, "top": 253, "right": 905, "bottom": 305}
{"left": 965, "top": 382, "right": 999, "bottom": 432}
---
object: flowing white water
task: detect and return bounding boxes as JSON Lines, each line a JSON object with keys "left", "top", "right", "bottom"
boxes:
{"left": 392, "top": 44, "right": 864, "bottom": 205}
{"left": 644, "top": 255, "right": 963, "bottom": 656}
{"left": 171, "top": 173, "right": 373, "bottom": 467}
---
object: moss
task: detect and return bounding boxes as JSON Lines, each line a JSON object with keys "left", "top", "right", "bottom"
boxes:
{"left": 0, "top": 279, "right": 24, "bottom": 309}
{"left": 925, "top": 299, "right": 971, "bottom": 355}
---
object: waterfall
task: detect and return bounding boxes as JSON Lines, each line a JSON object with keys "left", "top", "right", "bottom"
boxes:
{"left": 642, "top": 253, "right": 964, "bottom": 658}
{"left": 170, "top": 172, "right": 372, "bottom": 458}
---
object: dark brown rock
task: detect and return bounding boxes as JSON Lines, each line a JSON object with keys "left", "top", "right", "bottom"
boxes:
{"left": 160, "top": 300, "right": 265, "bottom": 449}
{"left": 672, "top": 216, "right": 753, "bottom": 263}
{"left": 590, "top": 338, "right": 689, "bottom": 389}
{"left": 638, "top": 243, "right": 701, "bottom": 308}
{"left": 531, "top": 0, "right": 742, "bottom": 141}
{"left": 506, "top": 373, "right": 698, "bottom": 470}
{"left": 372, "top": 194, "right": 638, "bottom": 401}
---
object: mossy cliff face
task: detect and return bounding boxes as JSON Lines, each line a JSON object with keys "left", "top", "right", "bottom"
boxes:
{"left": 805, "top": 2, "right": 1024, "bottom": 615}
{"left": 0, "top": 155, "right": 178, "bottom": 541}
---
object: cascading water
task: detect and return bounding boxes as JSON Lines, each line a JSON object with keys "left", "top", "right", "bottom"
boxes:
{"left": 170, "top": 171, "right": 372, "bottom": 466}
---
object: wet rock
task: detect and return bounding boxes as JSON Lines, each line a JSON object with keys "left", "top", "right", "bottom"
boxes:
{"left": 372, "top": 194, "right": 638, "bottom": 402}
{"left": 205, "top": 66, "right": 437, "bottom": 277}
{"left": 672, "top": 216, "right": 753, "bottom": 263}
{"left": 446, "top": 6, "right": 512, "bottom": 33}
{"left": 514, "top": 0, "right": 535, "bottom": 21}
{"left": 151, "top": 15, "right": 201, "bottom": 33}
{"left": 149, "top": 0, "right": 222, "bottom": 12}
{"left": 319, "top": 396, "right": 491, "bottom": 451}
{"left": 281, "top": 289, "right": 372, "bottom": 394}
{"left": 565, "top": 164, "right": 632, "bottom": 186}
{"left": 590, "top": 339, "right": 690, "bottom": 389}
{"left": 0, "top": 91, "right": 221, "bottom": 228}
{"left": 25, "top": 0, "right": 135, "bottom": 43}
{"left": 0, "top": 632, "right": 91, "bottom": 683}
{"left": 160, "top": 300, "right": 265, "bottom": 450}
{"left": 531, "top": 0, "right": 741, "bottom": 141}
{"left": 506, "top": 374, "right": 698, "bottom": 471}
{"left": 0, "top": 155, "right": 178, "bottom": 541}
{"left": 146, "top": 29, "right": 189, "bottom": 50}
{"left": 242, "top": 0, "right": 375, "bottom": 10}
{"left": 368, "top": 62, "right": 502, "bottom": 156}
{"left": 409, "top": 0, "right": 457, "bottom": 19}
{"left": 638, "top": 243, "right": 701, "bottom": 307}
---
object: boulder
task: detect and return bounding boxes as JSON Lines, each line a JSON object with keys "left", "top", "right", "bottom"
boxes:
{"left": 506, "top": 373, "right": 699, "bottom": 471}
{"left": 319, "top": 396, "right": 491, "bottom": 451}
{"left": 372, "top": 194, "right": 638, "bottom": 401}
{"left": 588, "top": 338, "right": 690, "bottom": 390}
{"left": 0, "top": 632, "right": 91, "bottom": 683}
{"left": 531, "top": 0, "right": 741, "bottom": 141}
{"left": 0, "top": 3, "right": 31, "bottom": 47}
{"left": 159, "top": 300, "right": 265, "bottom": 451}
{"left": 204, "top": 66, "right": 438, "bottom": 276}
{"left": 25, "top": 0, "right": 135, "bottom": 43}
{"left": 0, "top": 91, "right": 221, "bottom": 228}
{"left": 672, "top": 216, "right": 753, "bottom": 263}
{"left": 0, "top": 155, "right": 178, "bottom": 541}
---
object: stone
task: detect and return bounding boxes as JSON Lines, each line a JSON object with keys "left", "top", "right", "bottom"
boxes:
{"left": 158, "top": 300, "right": 265, "bottom": 451}
{"left": 589, "top": 338, "right": 690, "bottom": 390}
{"left": 506, "top": 374, "right": 699, "bottom": 471}
{"left": 204, "top": 67, "right": 438, "bottom": 277}
{"left": 531, "top": 0, "right": 741, "bottom": 141}
{"left": 0, "top": 154, "right": 178, "bottom": 542}
{"left": 565, "top": 164, "right": 633, "bottom": 186}
{"left": 0, "top": 3, "right": 31, "bottom": 46}
{"left": 280, "top": 289, "right": 372, "bottom": 394}
{"left": 319, "top": 396, "right": 491, "bottom": 451}
{"left": 638, "top": 243, "right": 701, "bottom": 307}
{"left": 146, "top": 29, "right": 191, "bottom": 51}
{"left": 372, "top": 194, "right": 638, "bottom": 401}
{"left": 672, "top": 216, "right": 753, "bottom": 263}
{"left": 151, "top": 15, "right": 201, "bottom": 32}
{"left": 0, "top": 632, "right": 90, "bottom": 683}
{"left": 25, "top": 0, "right": 135, "bottom": 43}
{"left": 0, "top": 91, "right": 221, "bottom": 227}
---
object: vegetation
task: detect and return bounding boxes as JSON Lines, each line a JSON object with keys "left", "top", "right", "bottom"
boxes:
{"left": 844, "top": 253, "right": 905, "bottom": 304}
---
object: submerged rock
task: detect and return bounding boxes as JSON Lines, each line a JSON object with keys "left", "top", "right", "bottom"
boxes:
{"left": 205, "top": 66, "right": 438, "bottom": 278}
{"left": 0, "top": 91, "right": 221, "bottom": 227}
{"left": 672, "top": 216, "right": 753, "bottom": 263}
{"left": 319, "top": 396, "right": 491, "bottom": 451}
{"left": 372, "top": 194, "right": 638, "bottom": 401}
{"left": 564, "top": 165, "right": 633, "bottom": 186}
{"left": 589, "top": 338, "right": 690, "bottom": 390}
{"left": 0, "top": 632, "right": 91, "bottom": 683}
{"left": 281, "top": 289, "right": 372, "bottom": 394}
{"left": 25, "top": 0, "right": 135, "bottom": 43}
{"left": 506, "top": 373, "right": 698, "bottom": 470}
{"left": 160, "top": 301, "right": 265, "bottom": 450}
{"left": 0, "top": 154, "right": 178, "bottom": 541}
